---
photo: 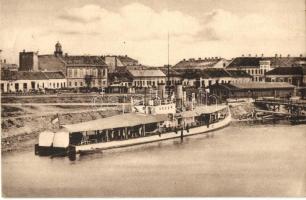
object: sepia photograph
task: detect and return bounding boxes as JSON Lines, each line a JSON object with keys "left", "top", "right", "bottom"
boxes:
{"left": 1, "top": 0, "right": 306, "bottom": 197}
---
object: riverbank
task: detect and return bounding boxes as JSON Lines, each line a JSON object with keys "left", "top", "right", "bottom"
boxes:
{"left": 1, "top": 105, "right": 122, "bottom": 153}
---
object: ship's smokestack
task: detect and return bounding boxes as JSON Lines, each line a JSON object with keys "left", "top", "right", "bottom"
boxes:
{"left": 158, "top": 83, "right": 166, "bottom": 99}
{"left": 175, "top": 84, "right": 183, "bottom": 110}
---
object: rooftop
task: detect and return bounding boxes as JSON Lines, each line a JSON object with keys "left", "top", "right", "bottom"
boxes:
{"left": 43, "top": 71, "right": 66, "bottom": 79}
{"left": 1, "top": 71, "right": 47, "bottom": 80}
{"left": 230, "top": 82, "right": 295, "bottom": 89}
{"left": 128, "top": 69, "right": 166, "bottom": 77}
{"left": 227, "top": 56, "right": 306, "bottom": 68}
{"left": 1, "top": 71, "right": 65, "bottom": 80}
{"left": 62, "top": 113, "right": 168, "bottom": 132}
{"left": 174, "top": 57, "right": 223, "bottom": 69}
{"left": 63, "top": 56, "right": 107, "bottom": 66}
{"left": 265, "top": 66, "right": 306, "bottom": 76}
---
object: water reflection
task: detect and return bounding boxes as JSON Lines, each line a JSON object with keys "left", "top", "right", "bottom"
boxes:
{"left": 2, "top": 124, "right": 306, "bottom": 197}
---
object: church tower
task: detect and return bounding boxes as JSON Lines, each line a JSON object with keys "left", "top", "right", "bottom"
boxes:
{"left": 54, "top": 41, "right": 63, "bottom": 57}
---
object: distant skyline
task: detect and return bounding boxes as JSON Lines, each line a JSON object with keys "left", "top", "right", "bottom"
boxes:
{"left": 0, "top": 0, "right": 305, "bottom": 66}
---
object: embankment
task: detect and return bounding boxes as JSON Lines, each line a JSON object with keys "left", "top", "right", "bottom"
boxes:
{"left": 1, "top": 107, "right": 121, "bottom": 153}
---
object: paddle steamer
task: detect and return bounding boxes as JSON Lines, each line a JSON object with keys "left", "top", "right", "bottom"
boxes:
{"left": 35, "top": 84, "right": 231, "bottom": 159}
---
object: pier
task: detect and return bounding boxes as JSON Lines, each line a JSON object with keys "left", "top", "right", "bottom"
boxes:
{"left": 254, "top": 98, "right": 306, "bottom": 123}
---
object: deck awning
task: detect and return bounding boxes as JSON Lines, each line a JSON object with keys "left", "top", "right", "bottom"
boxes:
{"left": 62, "top": 113, "right": 169, "bottom": 133}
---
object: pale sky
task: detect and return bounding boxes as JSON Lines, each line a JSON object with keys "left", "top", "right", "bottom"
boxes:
{"left": 0, "top": 0, "right": 305, "bottom": 66}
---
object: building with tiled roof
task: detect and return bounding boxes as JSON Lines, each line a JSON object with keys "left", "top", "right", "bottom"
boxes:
{"left": 226, "top": 55, "right": 306, "bottom": 82}
{"left": 102, "top": 55, "right": 139, "bottom": 73}
{"left": 0, "top": 70, "right": 66, "bottom": 93}
{"left": 64, "top": 55, "right": 108, "bottom": 88}
{"left": 19, "top": 43, "right": 109, "bottom": 89}
{"left": 210, "top": 82, "right": 295, "bottom": 100}
{"left": 176, "top": 68, "right": 252, "bottom": 88}
{"left": 265, "top": 66, "right": 306, "bottom": 87}
{"left": 127, "top": 69, "right": 166, "bottom": 88}
{"left": 174, "top": 57, "right": 229, "bottom": 70}
{"left": 38, "top": 54, "right": 66, "bottom": 73}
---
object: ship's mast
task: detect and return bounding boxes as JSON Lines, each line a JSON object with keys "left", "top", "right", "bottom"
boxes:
{"left": 167, "top": 31, "right": 170, "bottom": 99}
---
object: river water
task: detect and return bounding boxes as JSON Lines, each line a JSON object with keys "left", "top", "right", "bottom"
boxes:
{"left": 2, "top": 123, "right": 306, "bottom": 197}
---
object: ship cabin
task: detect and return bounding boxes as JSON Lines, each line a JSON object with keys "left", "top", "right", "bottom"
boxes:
{"left": 59, "top": 105, "right": 229, "bottom": 147}
{"left": 177, "top": 105, "right": 229, "bottom": 129}
{"left": 61, "top": 113, "right": 175, "bottom": 147}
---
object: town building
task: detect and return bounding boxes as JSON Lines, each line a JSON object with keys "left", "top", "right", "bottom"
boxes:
{"left": 159, "top": 66, "right": 182, "bottom": 86}
{"left": 1, "top": 60, "right": 18, "bottom": 71}
{"left": 177, "top": 68, "right": 252, "bottom": 88}
{"left": 210, "top": 82, "right": 295, "bottom": 100}
{"left": 19, "top": 50, "right": 39, "bottom": 71}
{"left": 103, "top": 55, "right": 139, "bottom": 73}
{"left": 18, "top": 42, "right": 108, "bottom": 88}
{"left": 127, "top": 69, "right": 166, "bottom": 88}
{"left": 265, "top": 66, "right": 306, "bottom": 87}
{"left": 65, "top": 56, "right": 108, "bottom": 88}
{"left": 174, "top": 57, "right": 229, "bottom": 70}
{"left": 0, "top": 71, "right": 66, "bottom": 93}
{"left": 107, "top": 70, "right": 134, "bottom": 93}
{"left": 226, "top": 54, "right": 306, "bottom": 82}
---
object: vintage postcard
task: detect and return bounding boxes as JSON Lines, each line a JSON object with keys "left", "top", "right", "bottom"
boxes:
{"left": 1, "top": 0, "right": 305, "bottom": 197}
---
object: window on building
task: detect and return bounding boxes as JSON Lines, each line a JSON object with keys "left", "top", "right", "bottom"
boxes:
{"left": 68, "top": 69, "right": 72, "bottom": 77}
{"left": 15, "top": 83, "right": 19, "bottom": 91}
{"left": 31, "top": 81, "right": 35, "bottom": 89}
{"left": 57, "top": 83, "right": 59, "bottom": 88}
{"left": 42, "top": 83, "right": 44, "bottom": 88}
{"left": 60, "top": 83, "right": 62, "bottom": 87}
{"left": 1, "top": 83, "right": 4, "bottom": 92}
{"left": 23, "top": 83, "right": 27, "bottom": 90}
{"left": 75, "top": 82, "right": 77, "bottom": 87}
{"left": 102, "top": 81, "right": 106, "bottom": 85}
{"left": 74, "top": 69, "right": 77, "bottom": 77}
{"left": 53, "top": 83, "right": 55, "bottom": 88}
{"left": 80, "top": 69, "right": 83, "bottom": 77}
{"left": 63, "top": 82, "right": 66, "bottom": 87}
{"left": 69, "top": 81, "right": 72, "bottom": 86}
{"left": 80, "top": 82, "right": 83, "bottom": 87}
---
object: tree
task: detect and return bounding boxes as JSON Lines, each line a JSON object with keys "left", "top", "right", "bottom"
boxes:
{"left": 84, "top": 75, "right": 94, "bottom": 92}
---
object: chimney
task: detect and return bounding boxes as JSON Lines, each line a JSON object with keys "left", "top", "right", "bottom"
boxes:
{"left": 275, "top": 54, "right": 278, "bottom": 57}
{"left": 248, "top": 54, "right": 251, "bottom": 57}
{"left": 280, "top": 54, "right": 282, "bottom": 58}
{"left": 255, "top": 54, "right": 257, "bottom": 57}
{"left": 65, "top": 53, "right": 68, "bottom": 57}
{"left": 198, "top": 57, "right": 201, "bottom": 60}
{"left": 205, "top": 57, "right": 207, "bottom": 60}
{"left": 242, "top": 54, "right": 244, "bottom": 57}
{"left": 261, "top": 53, "right": 264, "bottom": 57}
{"left": 287, "top": 54, "right": 290, "bottom": 57}
{"left": 23, "top": 49, "right": 25, "bottom": 53}
{"left": 300, "top": 54, "right": 303, "bottom": 57}
{"left": 4, "top": 59, "right": 6, "bottom": 64}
